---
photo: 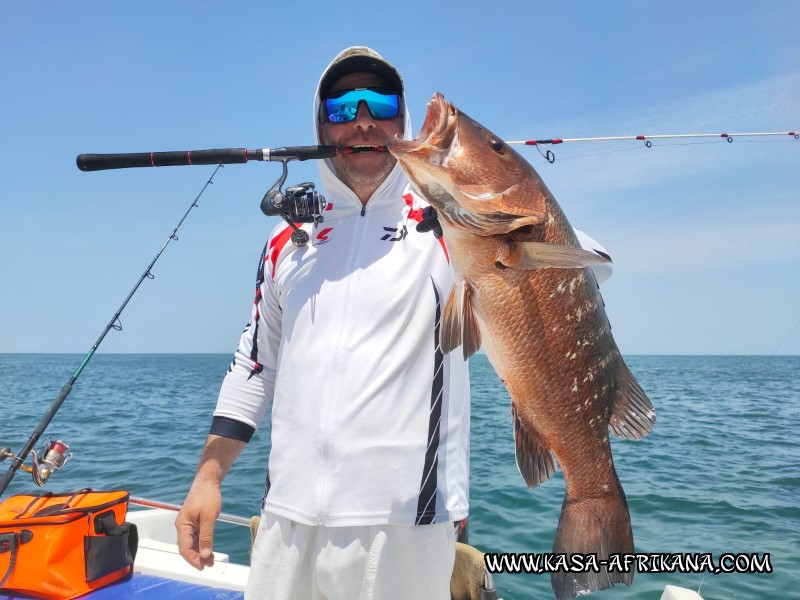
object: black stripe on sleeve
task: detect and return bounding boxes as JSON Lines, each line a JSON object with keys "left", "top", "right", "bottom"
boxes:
{"left": 209, "top": 416, "right": 255, "bottom": 443}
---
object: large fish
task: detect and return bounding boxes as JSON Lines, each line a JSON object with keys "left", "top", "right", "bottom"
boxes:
{"left": 388, "top": 94, "right": 656, "bottom": 599}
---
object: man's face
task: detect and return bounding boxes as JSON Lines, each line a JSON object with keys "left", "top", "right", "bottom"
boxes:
{"left": 320, "top": 72, "right": 404, "bottom": 195}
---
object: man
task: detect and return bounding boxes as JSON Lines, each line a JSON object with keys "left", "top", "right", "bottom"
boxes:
{"left": 176, "top": 47, "right": 471, "bottom": 600}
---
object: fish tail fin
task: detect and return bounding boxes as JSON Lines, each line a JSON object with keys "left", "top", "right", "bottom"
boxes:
{"left": 551, "top": 486, "right": 634, "bottom": 600}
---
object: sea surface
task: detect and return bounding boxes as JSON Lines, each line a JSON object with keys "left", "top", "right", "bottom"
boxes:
{"left": 1, "top": 353, "right": 798, "bottom": 600}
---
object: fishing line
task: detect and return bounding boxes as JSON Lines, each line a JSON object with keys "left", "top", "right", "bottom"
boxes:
{"left": 772, "top": 316, "right": 800, "bottom": 355}
{"left": 0, "top": 165, "right": 224, "bottom": 497}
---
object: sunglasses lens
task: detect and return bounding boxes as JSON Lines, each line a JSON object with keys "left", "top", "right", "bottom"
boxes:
{"left": 325, "top": 89, "right": 400, "bottom": 123}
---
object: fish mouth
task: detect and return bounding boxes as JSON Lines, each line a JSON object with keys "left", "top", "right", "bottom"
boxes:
{"left": 387, "top": 93, "right": 455, "bottom": 156}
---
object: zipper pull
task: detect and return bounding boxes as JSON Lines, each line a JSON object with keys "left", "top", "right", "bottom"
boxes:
{"left": 360, "top": 205, "right": 366, "bottom": 217}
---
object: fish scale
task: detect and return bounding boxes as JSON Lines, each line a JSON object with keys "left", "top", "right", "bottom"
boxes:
{"left": 389, "top": 92, "right": 656, "bottom": 600}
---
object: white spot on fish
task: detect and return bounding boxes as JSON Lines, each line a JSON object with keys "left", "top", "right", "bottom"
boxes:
{"left": 602, "top": 484, "right": 609, "bottom": 492}
{"left": 569, "top": 278, "right": 577, "bottom": 294}
{"left": 571, "top": 377, "right": 578, "bottom": 393}
{"left": 570, "top": 352, "right": 577, "bottom": 360}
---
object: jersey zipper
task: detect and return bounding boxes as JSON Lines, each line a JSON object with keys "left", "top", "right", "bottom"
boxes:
{"left": 316, "top": 203, "right": 368, "bottom": 523}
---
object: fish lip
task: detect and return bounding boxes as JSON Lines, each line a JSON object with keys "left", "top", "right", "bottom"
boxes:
{"left": 418, "top": 92, "right": 448, "bottom": 144}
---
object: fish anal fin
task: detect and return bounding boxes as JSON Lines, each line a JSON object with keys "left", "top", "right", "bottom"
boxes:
{"left": 512, "top": 404, "right": 557, "bottom": 488}
{"left": 460, "top": 280, "right": 481, "bottom": 359}
{"left": 609, "top": 361, "right": 656, "bottom": 440}
{"left": 497, "top": 241, "right": 613, "bottom": 271}
{"left": 440, "top": 285, "right": 461, "bottom": 355}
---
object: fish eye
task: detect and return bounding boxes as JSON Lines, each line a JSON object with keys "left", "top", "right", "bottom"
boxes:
{"left": 490, "top": 139, "right": 505, "bottom": 153}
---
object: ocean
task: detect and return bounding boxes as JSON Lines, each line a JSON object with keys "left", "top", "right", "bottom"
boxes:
{"left": 1, "top": 353, "right": 798, "bottom": 600}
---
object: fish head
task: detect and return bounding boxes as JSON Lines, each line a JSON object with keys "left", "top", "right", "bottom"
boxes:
{"left": 388, "top": 93, "right": 548, "bottom": 235}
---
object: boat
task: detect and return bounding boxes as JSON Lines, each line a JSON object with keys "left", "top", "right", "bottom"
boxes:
{"left": 0, "top": 491, "right": 705, "bottom": 599}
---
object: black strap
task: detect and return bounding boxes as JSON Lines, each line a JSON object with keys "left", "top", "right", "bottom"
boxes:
{"left": 0, "top": 530, "right": 33, "bottom": 590}
{"left": 94, "top": 511, "right": 124, "bottom": 535}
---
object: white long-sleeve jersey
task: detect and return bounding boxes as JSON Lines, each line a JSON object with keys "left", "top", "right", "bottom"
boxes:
{"left": 213, "top": 180, "right": 471, "bottom": 526}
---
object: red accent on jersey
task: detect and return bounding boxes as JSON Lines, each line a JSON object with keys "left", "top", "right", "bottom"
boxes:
{"left": 268, "top": 225, "right": 296, "bottom": 279}
{"left": 404, "top": 193, "right": 449, "bottom": 264}
{"left": 403, "top": 193, "right": 425, "bottom": 222}
{"left": 317, "top": 227, "right": 333, "bottom": 242}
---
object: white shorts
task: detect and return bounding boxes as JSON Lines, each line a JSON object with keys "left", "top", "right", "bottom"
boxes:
{"left": 245, "top": 512, "right": 456, "bottom": 600}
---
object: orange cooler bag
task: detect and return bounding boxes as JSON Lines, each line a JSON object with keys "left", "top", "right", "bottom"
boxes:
{"left": 0, "top": 489, "right": 138, "bottom": 599}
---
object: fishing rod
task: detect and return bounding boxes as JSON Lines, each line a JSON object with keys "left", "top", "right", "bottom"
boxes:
{"left": 75, "top": 144, "right": 385, "bottom": 171}
{"left": 0, "top": 166, "right": 223, "bottom": 498}
{"left": 506, "top": 130, "right": 799, "bottom": 163}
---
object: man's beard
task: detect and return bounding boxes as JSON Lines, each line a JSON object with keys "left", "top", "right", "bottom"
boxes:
{"left": 330, "top": 153, "right": 397, "bottom": 194}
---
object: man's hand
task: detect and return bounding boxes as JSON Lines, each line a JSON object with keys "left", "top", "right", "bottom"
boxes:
{"left": 175, "top": 434, "right": 246, "bottom": 570}
{"left": 416, "top": 206, "right": 443, "bottom": 239}
{"left": 176, "top": 480, "right": 222, "bottom": 570}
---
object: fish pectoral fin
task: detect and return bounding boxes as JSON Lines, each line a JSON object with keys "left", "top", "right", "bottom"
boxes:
{"left": 441, "top": 285, "right": 462, "bottom": 355}
{"left": 440, "top": 281, "right": 481, "bottom": 359}
{"left": 609, "top": 361, "right": 656, "bottom": 439}
{"left": 512, "top": 404, "right": 557, "bottom": 488}
{"left": 497, "top": 241, "right": 613, "bottom": 271}
{"left": 460, "top": 280, "right": 481, "bottom": 359}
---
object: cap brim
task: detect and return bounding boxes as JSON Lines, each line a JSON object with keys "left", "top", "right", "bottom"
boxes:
{"left": 320, "top": 54, "right": 403, "bottom": 98}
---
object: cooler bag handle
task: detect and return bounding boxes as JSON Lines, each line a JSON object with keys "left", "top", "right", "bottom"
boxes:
{"left": 0, "top": 530, "right": 33, "bottom": 590}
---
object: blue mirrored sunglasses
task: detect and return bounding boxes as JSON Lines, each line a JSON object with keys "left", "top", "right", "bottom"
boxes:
{"left": 324, "top": 88, "right": 401, "bottom": 123}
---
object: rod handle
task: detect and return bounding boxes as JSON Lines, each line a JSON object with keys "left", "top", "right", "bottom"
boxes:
{"left": 77, "top": 148, "right": 259, "bottom": 171}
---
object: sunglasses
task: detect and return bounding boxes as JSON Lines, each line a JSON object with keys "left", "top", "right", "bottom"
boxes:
{"left": 323, "top": 88, "right": 401, "bottom": 123}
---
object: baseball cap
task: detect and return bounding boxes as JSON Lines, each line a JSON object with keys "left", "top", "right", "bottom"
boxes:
{"left": 319, "top": 46, "right": 404, "bottom": 99}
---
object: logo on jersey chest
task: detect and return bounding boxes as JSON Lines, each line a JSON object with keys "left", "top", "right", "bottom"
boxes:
{"left": 313, "top": 227, "right": 334, "bottom": 246}
{"left": 381, "top": 225, "right": 408, "bottom": 242}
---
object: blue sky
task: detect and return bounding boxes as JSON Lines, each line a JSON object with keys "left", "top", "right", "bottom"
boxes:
{"left": 1, "top": 2, "right": 798, "bottom": 355}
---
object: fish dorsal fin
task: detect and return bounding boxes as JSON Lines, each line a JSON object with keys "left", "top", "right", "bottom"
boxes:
{"left": 440, "top": 280, "right": 481, "bottom": 359}
{"left": 497, "top": 241, "right": 613, "bottom": 271}
{"left": 609, "top": 361, "right": 656, "bottom": 439}
{"left": 512, "top": 403, "right": 557, "bottom": 488}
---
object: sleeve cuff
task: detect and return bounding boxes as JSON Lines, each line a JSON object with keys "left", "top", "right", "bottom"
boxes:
{"left": 209, "top": 416, "right": 256, "bottom": 443}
